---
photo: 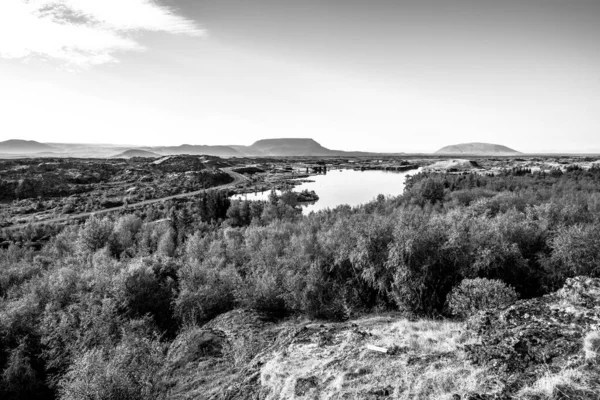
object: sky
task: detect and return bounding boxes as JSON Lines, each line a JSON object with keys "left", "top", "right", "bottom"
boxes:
{"left": 0, "top": 0, "right": 599, "bottom": 153}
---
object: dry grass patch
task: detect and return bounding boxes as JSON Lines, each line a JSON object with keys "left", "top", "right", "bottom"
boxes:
{"left": 363, "top": 315, "right": 475, "bottom": 354}
{"left": 399, "top": 361, "right": 490, "bottom": 400}
{"left": 516, "top": 368, "right": 600, "bottom": 399}
{"left": 583, "top": 331, "right": 600, "bottom": 362}
{"left": 259, "top": 314, "right": 485, "bottom": 400}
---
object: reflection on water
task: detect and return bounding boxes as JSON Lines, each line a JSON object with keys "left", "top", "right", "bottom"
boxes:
{"left": 231, "top": 168, "right": 421, "bottom": 214}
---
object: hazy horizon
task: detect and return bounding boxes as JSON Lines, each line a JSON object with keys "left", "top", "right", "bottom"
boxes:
{"left": 6, "top": 137, "right": 600, "bottom": 155}
{"left": 1, "top": 0, "right": 599, "bottom": 153}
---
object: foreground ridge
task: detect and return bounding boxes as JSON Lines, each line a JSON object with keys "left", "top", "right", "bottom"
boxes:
{"left": 159, "top": 277, "right": 600, "bottom": 399}
{"left": 465, "top": 276, "right": 600, "bottom": 399}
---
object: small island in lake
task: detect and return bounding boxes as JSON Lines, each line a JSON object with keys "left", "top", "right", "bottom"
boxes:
{"left": 296, "top": 189, "right": 319, "bottom": 203}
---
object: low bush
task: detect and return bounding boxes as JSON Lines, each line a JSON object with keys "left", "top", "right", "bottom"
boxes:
{"left": 447, "top": 278, "right": 518, "bottom": 318}
{"left": 291, "top": 264, "right": 350, "bottom": 321}
{"left": 1, "top": 340, "right": 45, "bottom": 400}
{"left": 236, "top": 268, "right": 290, "bottom": 315}
{"left": 58, "top": 334, "right": 164, "bottom": 400}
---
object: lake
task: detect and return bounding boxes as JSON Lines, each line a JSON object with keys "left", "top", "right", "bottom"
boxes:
{"left": 232, "top": 168, "right": 422, "bottom": 213}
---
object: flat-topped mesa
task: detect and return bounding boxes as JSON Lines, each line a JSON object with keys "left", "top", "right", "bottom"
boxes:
{"left": 436, "top": 142, "right": 521, "bottom": 155}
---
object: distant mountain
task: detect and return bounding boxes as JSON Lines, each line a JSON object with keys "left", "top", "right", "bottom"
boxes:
{"left": 155, "top": 145, "right": 244, "bottom": 157}
{"left": 0, "top": 138, "right": 397, "bottom": 159}
{"left": 111, "top": 149, "right": 160, "bottom": 159}
{"left": 232, "top": 138, "right": 379, "bottom": 157}
{"left": 228, "top": 145, "right": 265, "bottom": 157}
{"left": 0, "top": 139, "right": 57, "bottom": 154}
{"left": 435, "top": 142, "right": 521, "bottom": 155}
{"left": 247, "top": 138, "right": 334, "bottom": 156}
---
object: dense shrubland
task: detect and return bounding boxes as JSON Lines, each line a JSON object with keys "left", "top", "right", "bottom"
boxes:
{"left": 2, "top": 167, "right": 600, "bottom": 398}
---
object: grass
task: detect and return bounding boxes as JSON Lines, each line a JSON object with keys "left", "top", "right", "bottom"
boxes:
{"left": 583, "top": 331, "right": 600, "bottom": 362}
{"left": 515, "top": 331, "right": 600, "bottom": 399}
{"left": 516, "top": 368, "right": 600, "bottom": 399}
{"left": 399, "top": 361, "right": 489, "bottom": 400}
{"left": 259, "top": 314, "right": 486, "bottom": 399}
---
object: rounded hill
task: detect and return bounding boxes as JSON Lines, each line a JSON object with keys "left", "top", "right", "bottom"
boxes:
{"left": 435, "top": 142, "right": 521, "bottom": 155}
{"left": 111, "top": 149, "right": 160, "bottom": 158}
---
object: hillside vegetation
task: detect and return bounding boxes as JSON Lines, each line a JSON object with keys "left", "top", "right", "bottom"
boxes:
{"left": 2, "top": 166, "right": 600, "bottom": 398}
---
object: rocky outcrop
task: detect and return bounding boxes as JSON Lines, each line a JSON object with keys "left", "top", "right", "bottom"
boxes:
{"left": 465, "top": 276, "right": 600, "bottom": 397}
{"left": 158, "top": 309, "right": 284, "bottom": 400}
{"left": 157, "top": 278, "right": 600, "bottom": 400}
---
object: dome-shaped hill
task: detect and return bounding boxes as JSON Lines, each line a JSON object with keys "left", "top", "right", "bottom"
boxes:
{"left": 436, "top": 142, "right": 521, "bottom": 155}
{"left": 111, "top": 149, "right": 160, "bottom": 158}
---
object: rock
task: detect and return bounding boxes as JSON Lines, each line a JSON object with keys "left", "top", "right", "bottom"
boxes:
{"left": 368, "top": 386, "right": 393, "bottom": 397}
{"left": 166, "top": 328, "right": 226, "bottom": 365}
{"left": 465, "top": 277, "right": 600, "bottom": 396}
{"left": 159, "top": 310, "right": 284, "bottom": 400}
{"left": 294, "top": 376, "right": 319, "bottom": 396}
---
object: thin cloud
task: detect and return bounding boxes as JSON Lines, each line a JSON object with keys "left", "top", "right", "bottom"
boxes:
{"left": 0, "top": 0, "right": 204, "bottom": 66}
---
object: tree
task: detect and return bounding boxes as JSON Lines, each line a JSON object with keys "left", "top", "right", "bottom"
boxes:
{"left": 157, "top": 227, "right": 176, "bottom": 257}
{"left": 547, "top": 224, "right": 600, "bottom": 289}
{"left": 204, "top": 191, "right": 230, "bottom": 222}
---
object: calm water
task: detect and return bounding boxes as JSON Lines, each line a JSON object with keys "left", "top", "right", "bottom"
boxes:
{"left": 232, "top": 168, "right": 421, "bottom": 214}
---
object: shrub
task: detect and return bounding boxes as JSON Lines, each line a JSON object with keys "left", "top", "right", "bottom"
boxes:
{"left": 115, "top": 260, "right": 178, "bottom": 337}
{"left": 1, "top": 341, "right": 44, "bottom": 400}
{"left": 109, "top": 215, "right": 142, "bottom": 258}
{"left": 406, "top": 177, "right": 446, "bottom": 205}
{"left": 388, "top": 213, "right": 467, "bottom": 315}
{"left": 236, "top": 268, "right": 290, "bottom": 314}
{"left": 58, "top": 334, "right": 164, "bottom": 400}
{"left": 297, "top": 264, "right": 349, "bottom": 321}
{"left": 174, "top": 264, "right": 240, "bottom": 326}
{"left": 78, "top": 217, "right": 113, "bottom": 254}
{"left": 47, "top": 226, "right": 79, "bottom": 258}
{"left": 548, "top": 224, "right": 600, "bottom": 284}
{"left": 285, "top": 260, "right": 351, "bottom": 321}
{"left": 0, "top": 260, "right": 45, "bottom": 298}
{"left": 40, "top": 297, "right": 123, "bottom": 381}
{"left": 447, "top": 278, "right": 518, "bottom": 318}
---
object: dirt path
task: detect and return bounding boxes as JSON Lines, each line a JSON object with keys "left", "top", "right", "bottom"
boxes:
{"left": 4, "top": 168, "right": 249, "bottom": 231}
